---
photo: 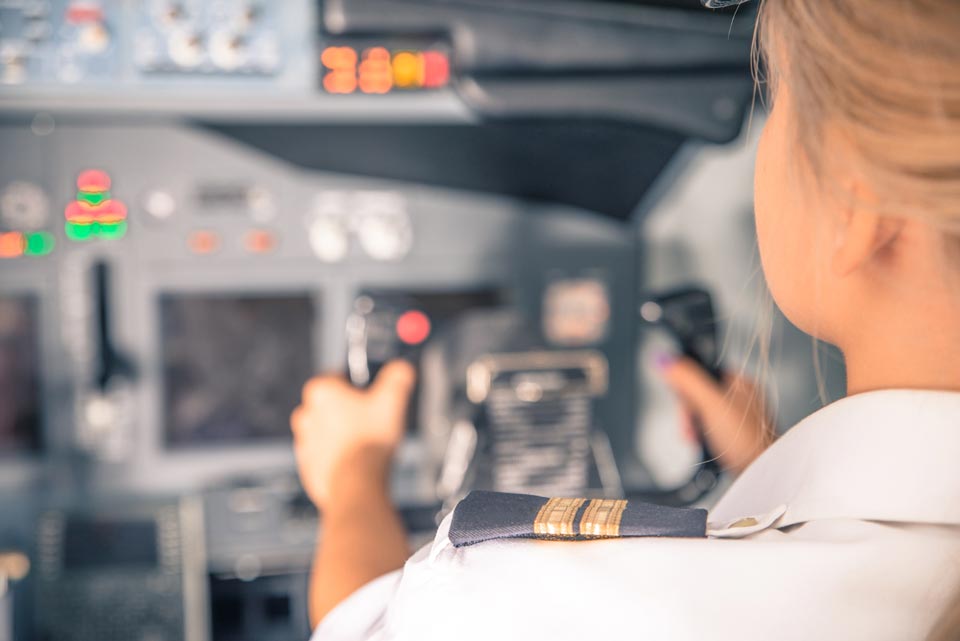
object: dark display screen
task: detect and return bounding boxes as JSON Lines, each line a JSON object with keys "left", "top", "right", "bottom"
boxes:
{"left": 0, "top": 295, "right": 41, "bottom": 453}
{"left": 160, "top": 294, "right": 315, "bottom": 447}
{"left": 63, "top": 517, "right": 159, "bottom": 570}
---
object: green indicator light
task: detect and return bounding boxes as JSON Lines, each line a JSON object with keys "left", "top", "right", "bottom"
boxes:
{"left": 65, "top": 220, "right": 127, "bottom": 241}
{"left": 24, "top": 232, "right": 55, "bottom": 256}
{"left": 65, "top": 220, "right": 93, "bottom": 241}
{"left": 77, "top": 190, "right": 108, "bottom": 206}
{"left": 98, "top": 221, "right": 128, "bottom": 240}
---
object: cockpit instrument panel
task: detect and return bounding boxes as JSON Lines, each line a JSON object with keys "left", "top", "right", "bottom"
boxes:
{"left": 0, "top": 0, "right": 755, "bottom": 144}
{"left": 0, "top": 2, "right": 766, "bottom": 639}
{"left": 0, "top": 0, "right": 313, "bottom": 89}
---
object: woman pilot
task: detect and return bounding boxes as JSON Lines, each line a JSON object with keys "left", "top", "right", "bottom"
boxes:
{"left": 290, "top": 1, "right": 960, "bottom": 639}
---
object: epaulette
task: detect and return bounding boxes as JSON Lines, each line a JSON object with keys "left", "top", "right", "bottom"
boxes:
{"left": 449, "top": 491, "right": 708, "bottom": 547}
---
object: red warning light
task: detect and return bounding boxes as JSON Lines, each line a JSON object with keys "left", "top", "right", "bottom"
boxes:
{"left": 422, "top": 51, "right": 450, "bottom": 88}
{"left": 76, "top": 169, "right": 111, "bottom": 192}
{"left": 396, "top": 310, "right": 431, "bottom": 345}
{"left": 66, "top": 3, "right": 104, "bottom": 24}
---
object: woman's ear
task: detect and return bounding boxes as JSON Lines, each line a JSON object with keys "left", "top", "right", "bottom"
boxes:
{"left": 831, "top": 182, "right": 904, "bottom": 277}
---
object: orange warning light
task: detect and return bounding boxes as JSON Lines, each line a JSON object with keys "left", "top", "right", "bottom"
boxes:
{"left": 322, "top": 45, "right": 450, "bottom": 94}
{"left": 358, "top": 47, "right": 393, "bottom": 94}
{"left": 391, "top": 51, "right": 423, "bottom": 88}
{"left": 243, "top": 229, "right": 277, "bottom": 254}
{"left": 0, "top": 232, "right": 25, "bottom": 258}
{"left": 321, "top": 46, "right": 359, "bottom": 94}
{"left": 321, "top": 46, "right": 358, "bottom": 70}
{"left": 188, "top": 230, "right": 220, "bottom": 255}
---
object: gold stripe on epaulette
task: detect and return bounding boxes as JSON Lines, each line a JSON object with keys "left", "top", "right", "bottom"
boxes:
{"left": 579, "top": 499, "right": 628, "bottom": 537}
{"left": 533, "top": 497, "right": 587, "bottom": 537}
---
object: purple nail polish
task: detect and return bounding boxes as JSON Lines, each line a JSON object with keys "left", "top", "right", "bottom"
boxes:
{"left": 654, "top": 353, "right": 675, "bottom": 371}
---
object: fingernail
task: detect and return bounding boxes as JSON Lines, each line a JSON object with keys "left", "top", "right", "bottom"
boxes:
{"left": 654, "top": 352, "right": 676, "bottom": 371}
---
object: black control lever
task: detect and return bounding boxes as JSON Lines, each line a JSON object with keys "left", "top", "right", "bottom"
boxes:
{"left": 93, "top": 261, "right": 136, "bottom": 391}
{"left": 635, "top": 286, "right": 723, "bottom": 506}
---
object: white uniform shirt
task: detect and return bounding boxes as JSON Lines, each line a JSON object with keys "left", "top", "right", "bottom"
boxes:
{"left": 313, "top": 389, "right": 960, "bottom": 641}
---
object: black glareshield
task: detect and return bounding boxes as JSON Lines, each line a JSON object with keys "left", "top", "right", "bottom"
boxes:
{"left": 637, "top": 286, "right": 723, "bottom": 505}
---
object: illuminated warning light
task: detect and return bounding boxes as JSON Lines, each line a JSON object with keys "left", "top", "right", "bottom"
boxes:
{"left": 244, "top": 229, "right": 277, "bottom": 254}
{"left": 396, "top": 309, "right": 431, "bottom": 346}
{"left": 66, "top": 2, "right": 104, "bottom": 24}
{"left": 0, "top": 232, "right": 25, "bottom": 258}
{"left": 66, "top": 220, "right": 127, "bottom": 241}
{"left": 322, "top": 46, "right": 359, "bottom": 94}
{"left": 65, "top": 200, "right": 127, "bottom": 224}
{"left": 320, "top": 46, "right": 358, "bottom": 70}
{"left": 422, "top": 51, "right": 450, "bottom": 88}
{"left": 323, "top": 71, "right": 357, "bottom": 94}
{"left": 188, "top": 230, "right": 220, "bottom": 255}
{"left": 76, "top": 169, "right": 111, "bottom": 192}
{"left": 391, "top": 51, "right": 423, "bottom": 89}
{"left": 65, "top": 221, "right": 92, "bottom": 241}
{"left": 0, "top": 231, "right": 56, "bottom": 257}
{"left": 77, "top": 189, "right": 107, "bottom": 207}
{"left": 65, "top": 170, "right": 128, "bottom": 241}
{"left": 24, "top": 231, "right": 55, "bottom": 256}
{"left": 358, "top": 47, "right": 393, "bottom": 94}
{"left": 96, "top": 220, "right": 127, "bottom": 239}
{"left": 321, "top": 46, "right": 450, "bottom": 94}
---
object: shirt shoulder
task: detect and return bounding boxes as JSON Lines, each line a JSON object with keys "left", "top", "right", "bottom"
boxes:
{"left": 373, "top": 494, "right": 960, "bottom": 641}
{"left": 310, "top": 569, "right": 403, "bottom": 641}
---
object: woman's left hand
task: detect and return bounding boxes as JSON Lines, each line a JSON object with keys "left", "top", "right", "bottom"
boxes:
{"left": 659, "top": 356, "right": 776, "bottom": 474}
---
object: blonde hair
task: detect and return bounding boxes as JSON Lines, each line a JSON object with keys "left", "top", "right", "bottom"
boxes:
{"left": 755, "top": 0, "right": 960, "bottom": 243}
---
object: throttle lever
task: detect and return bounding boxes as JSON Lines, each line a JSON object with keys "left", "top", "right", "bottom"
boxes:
{"left": 93, "top": 261, "right": 136, "bottom": 391}
{"left": 636, "top": 286, "right": 723, "bottom": 506}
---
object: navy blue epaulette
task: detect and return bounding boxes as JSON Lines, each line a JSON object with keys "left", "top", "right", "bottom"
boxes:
{"left": 449, "top": 491, "right": 708, "bottom": 547}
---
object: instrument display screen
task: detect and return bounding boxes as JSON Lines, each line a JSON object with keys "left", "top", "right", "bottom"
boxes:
{"left": 0, "top": 295, "right": 41, "bottom": 454}
{"left": 63, "top": 517, "right": 159, "bottom": 570}
{"left": 160, "top": 294, "right": 316, "bottom": 447}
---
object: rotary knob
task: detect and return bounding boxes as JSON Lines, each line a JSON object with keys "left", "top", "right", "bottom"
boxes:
{"left": 0, "top": 181, "right": 49, "bottom": 231}
{"left": 168, "top": 29, "right": 203, "bottom": 68}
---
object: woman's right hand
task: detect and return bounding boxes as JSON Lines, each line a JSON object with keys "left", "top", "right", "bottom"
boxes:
{"left": 658, "top": 357, "right": 776, "bottom": 475}
{"left": 290, "top": 360, "right": 416, "bottom": 510}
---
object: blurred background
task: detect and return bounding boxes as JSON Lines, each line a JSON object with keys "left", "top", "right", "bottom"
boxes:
{"left": 0, "top": 1, "right": 843, "bottom": 640}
